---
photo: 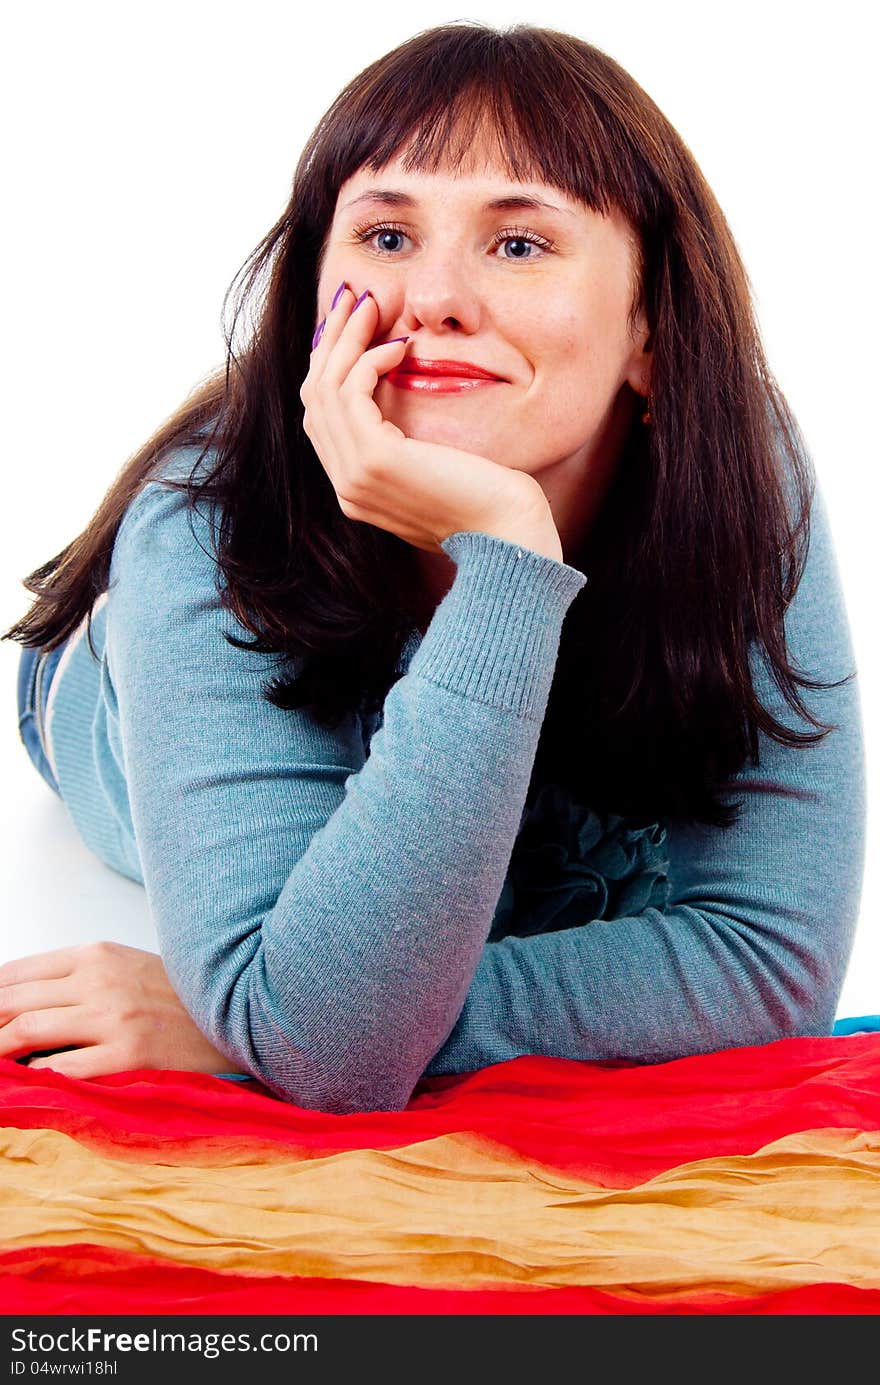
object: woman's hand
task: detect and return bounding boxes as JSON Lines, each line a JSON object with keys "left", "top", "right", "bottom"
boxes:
{"left": 0, "top": 942, "right": 251, "bottom": 1080}
{"left": 300, "top": 285, "right": 563, "bottom": 559}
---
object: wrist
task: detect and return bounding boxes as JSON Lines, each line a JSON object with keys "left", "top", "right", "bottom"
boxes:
{"left": 478, "top": 483, "right": 562, "bottom": 563}
{"left": 481, "top": 513, "right": 563, "bottom": 564}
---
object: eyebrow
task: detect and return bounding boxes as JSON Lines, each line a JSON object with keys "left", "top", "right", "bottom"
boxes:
{"left": 340, "top": 189, "right": 575, "bottom": 217}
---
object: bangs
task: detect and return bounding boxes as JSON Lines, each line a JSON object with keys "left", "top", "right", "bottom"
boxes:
{"left": 348, "top": 80, "right": 620, "bottom": 220}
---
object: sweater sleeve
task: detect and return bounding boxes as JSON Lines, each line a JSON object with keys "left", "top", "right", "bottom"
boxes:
{"left": 422, "top": 477, "right": 867, "bottom": 1077}
{"left": 106, "top": 475, "right": 587, "bottom": 1113}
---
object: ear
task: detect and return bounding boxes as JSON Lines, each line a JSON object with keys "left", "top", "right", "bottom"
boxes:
{"left": 625, "top": 311, "right": 652, "bottom": 400}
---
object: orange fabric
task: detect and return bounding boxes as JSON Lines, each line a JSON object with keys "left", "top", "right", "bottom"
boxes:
{"left": 4, "top": 1123, "right": 880, "bottom": 1295}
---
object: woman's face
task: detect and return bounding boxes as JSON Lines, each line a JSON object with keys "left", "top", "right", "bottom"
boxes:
{"left": 315, "top": 136, "right": 652, "bottom": 551}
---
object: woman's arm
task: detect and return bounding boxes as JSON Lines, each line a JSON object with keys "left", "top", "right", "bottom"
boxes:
{"left": 97, "top": 467, "right": 586, "bottom": 1112}
{"left": 423, "top": 480, "right": 867, "bottom": 1076}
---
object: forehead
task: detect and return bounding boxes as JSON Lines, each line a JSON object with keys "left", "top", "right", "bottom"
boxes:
{"left": 335, "top": 153, "right": 587, "bottom": 220}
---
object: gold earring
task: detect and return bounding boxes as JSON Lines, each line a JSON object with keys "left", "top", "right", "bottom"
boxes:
{"left": 641, "top": 395, "right": 652, "bottom": 425}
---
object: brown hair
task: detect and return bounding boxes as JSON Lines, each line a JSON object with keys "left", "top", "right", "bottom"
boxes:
{"left": 2, "top": 21, "right": 850, "bottom": 828}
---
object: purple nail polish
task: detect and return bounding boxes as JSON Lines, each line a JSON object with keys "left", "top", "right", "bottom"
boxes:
{"left": 311, "top": 318, "right": 326, "bottom": 350}
{"left": 386, "top": 336, "right": 409, "bottom": 344}
{"left": 331, "top": 280, "right": 348, "bottom": 310}
{"left": 352, "top": 289, "right": 371, "bottom": 311}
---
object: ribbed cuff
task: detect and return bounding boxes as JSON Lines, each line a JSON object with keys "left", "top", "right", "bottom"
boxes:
{"left": 408, "top": 530, "right": 588, "bottom": 721}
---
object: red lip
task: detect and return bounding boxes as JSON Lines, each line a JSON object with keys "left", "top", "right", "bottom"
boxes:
{"left": 391, "top": 356, "right": 504, "bottom": 381}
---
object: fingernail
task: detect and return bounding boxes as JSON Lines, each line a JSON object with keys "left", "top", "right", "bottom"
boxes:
{"left": 331, "top": 280, "right": 348, "bottom": 310}
{"left": 311, "top": 318, "right": 326, "bottom": 350}
{"left": 352, "top": 289, "right": 371, "bottom": 312}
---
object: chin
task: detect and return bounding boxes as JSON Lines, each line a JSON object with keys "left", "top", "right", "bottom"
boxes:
{"left": 386, "top": 411, "right": 494, "bottom": 455}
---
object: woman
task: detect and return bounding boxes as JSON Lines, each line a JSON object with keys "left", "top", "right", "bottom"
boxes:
{"left": 3, "top": 22, "right": 866, "bottom": 1112}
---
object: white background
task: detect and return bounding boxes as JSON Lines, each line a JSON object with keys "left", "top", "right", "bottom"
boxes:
{"left": 1, "top": 1, "right": 876, "bottom": 1017}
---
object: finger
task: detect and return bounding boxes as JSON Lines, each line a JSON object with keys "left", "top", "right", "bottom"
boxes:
{"left": 328, "top": 322, "right": 410, "bottom": 458}
{"left": 342, "top": 343, "right": 413, "bottom": 442}
{"left": 0, "top": 976, "right": 76, "bottom": 1024}
{"left": 309, "top": 282, "right": 359, "bottom": 373}
{"left": 311, "top": 276, "right": 354, "bottom": 347}
{"left": 0, "top": 1006, "right": 94, "bottom": 1063}
{"left": 304, "top": 292, "right": 409, "bottom": 510}
{"left": 0, "top": 948, "right": 82, "bottom": 987}
{"left": 306, "top": 287, "right": 373, "bottom": 473}
{"left": 26, "top": 1045, "right": 113, "bottom": 1079}
{"left": 318, "top": 289, "right": 382, "bottom": 389}
{"left": 301, "top": 287, "right": 362, "bottom": 477}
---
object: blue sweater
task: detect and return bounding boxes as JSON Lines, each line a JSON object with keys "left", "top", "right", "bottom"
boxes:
{"left": 43, "top": 446, "right": 866, "bottom": 1112}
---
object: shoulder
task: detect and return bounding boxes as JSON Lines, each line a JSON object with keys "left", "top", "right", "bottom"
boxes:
{"left": 755, "top": 451, "right": 858, "bottom": 731}
{"left": 104, "top": 443, "right": 245, "bottom": 679}
{"left": 110, "top": 445, "right": 223, "bottom": 597}
{"left": 785, "top": 469, "right": 854, "bottom": 683}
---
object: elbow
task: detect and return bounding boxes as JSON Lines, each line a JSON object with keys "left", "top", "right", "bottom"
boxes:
{"left": 288, "top": 1037, "right": 428, "bottom": 1113}
{"left": 759, "top": 941, "right": 843, "bottom": 1043}
{"left": 652, "top": 909, "right": 844, "bottom": 1063}
{"left": 677, "top": 899, "right": 847, "bottom": 1057}
{"left": 202, "top": 1024, "right": 421, "bottom": 1113}
{"left": 217, "top": 1017, "right": 424, "bottom": 1114}
{"left": 730, "top": 997, "right": 832, "bottom": 1052}
{"left": 763, "top": 988, "right": 839, "bottom": 1045}
{"left": 708, "top": 947, "right": 840, "bottom": 1054}
{"left": 255, "top": 1058, "right": 420, "bottom": 1115}
{"left": 200, "top": 963, "right": 430, "bottom": 1114}
{"left": 311, "top": 1080, "right": 417, "bottom": 1117}
{"left": 201, "top": 1038, "right": 420, "bottom": 1113}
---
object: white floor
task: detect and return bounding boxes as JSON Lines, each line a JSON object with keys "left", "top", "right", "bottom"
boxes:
{"left": 2, "top": 644, "right": 876, "bottom": 1025}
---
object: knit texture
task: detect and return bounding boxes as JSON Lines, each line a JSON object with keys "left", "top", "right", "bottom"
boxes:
{"left": 44, "top": 447, "right": 866, "bottom": 1112}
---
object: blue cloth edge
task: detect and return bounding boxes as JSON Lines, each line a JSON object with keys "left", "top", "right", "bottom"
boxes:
{"left": 832, "top": 1015, "right": 880, "bottom": 1036}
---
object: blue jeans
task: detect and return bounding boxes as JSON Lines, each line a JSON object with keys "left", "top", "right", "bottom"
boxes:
{"left": 17, "top": 644, "right": 65, "bottom": 796}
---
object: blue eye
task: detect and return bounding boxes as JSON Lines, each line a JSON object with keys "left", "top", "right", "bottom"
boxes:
{"left": 375, "top": 228, "right": 406, "bottom": 253}
{"left": 352, "top": 223, "right": 409, "bottom": 254}
{"left": 494, "top": 234, "right": 543, "bottom": 260}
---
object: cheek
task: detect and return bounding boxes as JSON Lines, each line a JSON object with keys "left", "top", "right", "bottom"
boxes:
{"left": 315, "top": 268, "right": 338, "bottom": 318}
{"left": 531, "top": 331, "right": 610, "bottom": 410}
{"left": 315, "top": 248, "right": 350, "bottom": 315}
{"left": 529, "top": 294, "right": 631, "bottom": 401}
{"left": 517, "top": 294, "right": 611, "bottom": 385}
{"left": 523, "top": 302, "right": 583, "bottom": 364}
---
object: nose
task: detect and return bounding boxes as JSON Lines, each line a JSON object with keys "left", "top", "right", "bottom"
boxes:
{"left": 395, "top": 246, "right": 482, "bottom": 337}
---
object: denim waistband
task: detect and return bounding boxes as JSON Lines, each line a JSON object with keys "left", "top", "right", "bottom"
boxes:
{"left": 17, "top": 644, "right": 65, "bottom": 794}
{"left": 38, "top": 645, "right": 65, "bottom": 736}
{"left": 17, "top": 596, "right": 108, "bottom": 796}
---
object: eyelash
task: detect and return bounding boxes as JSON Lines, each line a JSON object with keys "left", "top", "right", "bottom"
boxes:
{"left": 350, "top": 220, "right": 554, "bottom": 261}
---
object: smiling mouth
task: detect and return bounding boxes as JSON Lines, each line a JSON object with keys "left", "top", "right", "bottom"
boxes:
{"left": 391, "top": 356, "right": 505, "bottom": 381}
{"left": 386, "top": 369, "right": 503, "bottom": 393}
{"left": 386, "top": 355, "right": 506, "bottom": 393}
